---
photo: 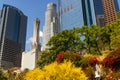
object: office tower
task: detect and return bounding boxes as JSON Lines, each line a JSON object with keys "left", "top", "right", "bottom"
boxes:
{"left": 58, "top": 0, "right": 96, "bottom": 31}
{"left": 0, "top": 10, "right": 1, "bottom": 16}
{"left": 21, "top": 18, "right": 40, "bottom": 70}
{"left": 93, "top": 0, "right": 119, "bottom": 15}
{"left": 0, "top": 10, "right": 1, "bottom": 24}
{"left": 96, "top": 15, "right": 105, "bottom": 27}
{"left": 43, "top": 3, "right": 59, "bottom": 49}
{"left": 0, "top": 4, "right": 27, "bottom": 69}
{"left": 93, "top": 0, "right": 104, "bottom": 15}
{"left": 114, "top": 0, "right": 119, "bottom": 11}
{"left": 93, "top": 0, "right": 105, "bottom": 26}
{"left": 102, "top": 0, "right": 117, "bottom": 24}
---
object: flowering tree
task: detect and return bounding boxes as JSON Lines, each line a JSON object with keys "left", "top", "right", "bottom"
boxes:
{"left": 56, "top": 51, "right": 82, "bottom": 67}
{"left": 24, "top": 61, "right": 88, "bottom": 80}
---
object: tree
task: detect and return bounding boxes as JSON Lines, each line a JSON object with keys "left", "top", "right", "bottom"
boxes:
{"left": 89, "top": 25, "right": 101, "bottom": 54}
{"left": 80, "top": 26, "right": 91, "bottom": 53}
{"left": 47, "top": 29, "right": 83, "bottom": 52}
{"left": 37, "top": 49, "right": 56, "bottom": 68}
{"left": 0, "top": 69, "right": 8, "bottom": 80}
{"left": 110, "top": 20, "right": 120, "bottom": 48}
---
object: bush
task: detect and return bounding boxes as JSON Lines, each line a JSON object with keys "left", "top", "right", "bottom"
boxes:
{"left": 24, "top": 61, "right": 88, "bottom": 80}
{"left": 56, "top": 51, "right": 82, "bottom": 67}
{"left": 102, "top": 48, "right": 120, "bottom": 70}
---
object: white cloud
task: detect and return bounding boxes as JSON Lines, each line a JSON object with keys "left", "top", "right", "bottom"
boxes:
{"left": 39, "top": 31, "right": 43, "bottom": 37}
{"left": 26, "top": 30, "right": 43, "bottom": 44}
{"left": 26, "top": 37, "right": 33, "bottom": 44}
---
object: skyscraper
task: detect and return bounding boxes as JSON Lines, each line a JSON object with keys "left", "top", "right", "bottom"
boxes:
{"left": 96, "top": 15, "right": 105, "bottom": 27}
{"left": 58, "top": 0, "right": 96, "bottom": 31}
{"left": 102, "top": 0, "right": 117, "bottom": 24}
{"left": 114, "top": 0, "right": 119, "bottom": 11}
{"left": 0, "top": 4, "right": 27, "bottom": 69}
{"left": 93, "top": 0, "right": 119, "bottom": 26}
{"left": 43, "top": 3, "right": 59, "bottom": 49}
{"left": 93, "top": 0, "right": 104, "bottom": 15}
{"left": 93, "top": 0, "right": 105, "bottom": 26}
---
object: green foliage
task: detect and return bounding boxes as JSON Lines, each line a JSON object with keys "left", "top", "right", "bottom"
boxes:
{"left": 24, "top": 61, "right": 88, "bottom": 80}
{"left": 47, "top": 29, "right": 83, "bottom": 52}
{"left": 37, "top": 49, "right": 56, "bottom": 68}
{"left": 79, "top": 54, "right": 92, "bottom": 68}
{"left": 85, "top": 66, "right": 95, "bottom": 80}
{"left": 0, "top": 69, "right": 8, "bottom": 80}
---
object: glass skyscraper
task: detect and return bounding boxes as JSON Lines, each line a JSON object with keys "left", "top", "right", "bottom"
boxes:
{"left": 0, "top": 4, "right": 27, "bottom": 69}
{"left": 93, "top": 0, "right": 104, "bottom": 15}
{"left": 58, "top": 0, "right": 96, "bottom": 31}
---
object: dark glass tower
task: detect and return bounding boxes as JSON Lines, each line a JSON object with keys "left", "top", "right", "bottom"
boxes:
{"left": 0, "top": 4, "right": 27, "bottom": 69}
{"left": 93, "top": 0, "right": 104, "bottom": 15}
{"left": 114, "top": 0, "right": 119, "bottom": 11}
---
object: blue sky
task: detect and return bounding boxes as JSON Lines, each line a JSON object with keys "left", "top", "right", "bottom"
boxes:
{"left": 0, "top": 0, "right": 58, "bottom": 51}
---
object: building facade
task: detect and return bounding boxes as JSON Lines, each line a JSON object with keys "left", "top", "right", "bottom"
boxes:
{"left": 96, "top": 15, "right": 105, "bottom": 27}
{"left": 0, "top": 4, "right": 27, "bottom": 69}
{"left": 58, "top": 0, "right": 96, "bottom": 31}
{"left": 21, "top": 18, "right": 41, "bottom": 70}
{"left": 93, "top": 0, "right": 104, "bottom": 15}
{"left": 102, "top": 0, "right": 117, "bottom": 24}
{"left": 114, "top": 0, "right": 119, "bottom": 11}
{"left": 43, "top": 3, "right": 59, "bottom": 49}
{"left": 93, "top": 0, "right": 119, "bottom": 26}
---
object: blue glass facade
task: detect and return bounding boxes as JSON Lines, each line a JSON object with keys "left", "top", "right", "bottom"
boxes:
{"left": 114, "top": 0, "right": 119, "bottom": 11}
{"left": 93, "top": 0, "right": 104, "bottom": 15}
{"left": 59, "top": 0, "right": 96, "bottom": 31}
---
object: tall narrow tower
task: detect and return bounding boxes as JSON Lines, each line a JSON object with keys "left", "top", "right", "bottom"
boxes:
{"left": 31, "top": 18, "right": 40, "bottom": 50}
{"left": 43, "top": 3, "right": 59, "bottom": 49}
{"left": 21, "top": 18, "right": 40, "bottom": 70}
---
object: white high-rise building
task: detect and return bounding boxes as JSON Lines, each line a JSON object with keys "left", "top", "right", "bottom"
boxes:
{"left": 21, "top": 18, "right": 41, "bottom": 70}
{"left": 43, "top": 3, "right": 59, "bottom": 50}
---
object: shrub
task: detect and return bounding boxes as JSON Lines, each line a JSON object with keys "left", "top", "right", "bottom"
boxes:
{"left": 24, "top": 61, "right": 88, "bottom": 80}
{"left": 85, "top": 66, "right": 95, "bottom": 80}
{"left": 112, "top": 72, "right": 120, "bottom": 79}
{"left": 102, "top": 48, "right": 120, "bottom": 70}
{"left": 56, "top": 51, "right": 82, "bottom": 67}
{"left": 89, "top": 57, "right": 100, "bottom": 67}
{"left": 102, "top": 58, "right": 115, "bottom": 68}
